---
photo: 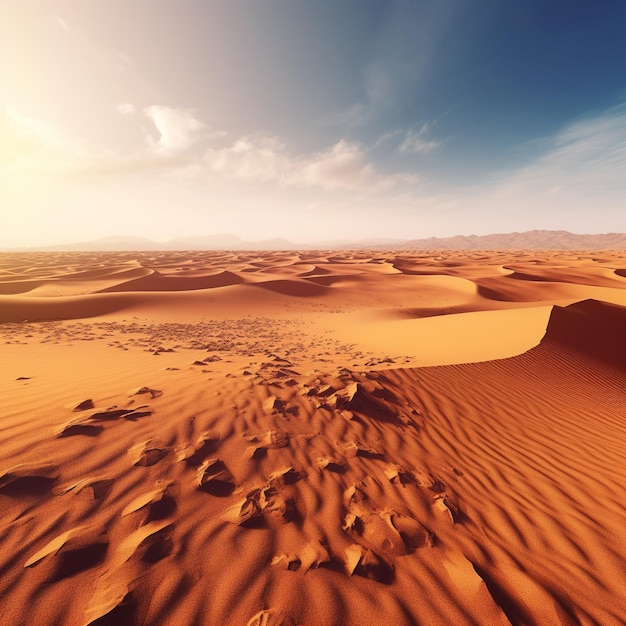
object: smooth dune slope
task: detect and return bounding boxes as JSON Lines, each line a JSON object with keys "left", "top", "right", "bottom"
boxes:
{"left": 0, "top": 250, "right": 625, "bottom": 625}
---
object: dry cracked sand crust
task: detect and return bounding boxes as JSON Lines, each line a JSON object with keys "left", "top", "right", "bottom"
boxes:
{"left": 0, "top": 249, "right": 625, "bottom": 625}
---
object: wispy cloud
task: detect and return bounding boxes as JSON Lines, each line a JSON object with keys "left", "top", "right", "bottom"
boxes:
{"left": 398, "top": 123, "right": 442, "bottom": 154}
{"left": 5, "top": 107, "right": 60, "bottom": 146}
{"left": 56, "top": 16, "right": 70, "bottom": 32}
{"left": 490, "top": 105, "right": 626, "bottom": 199}
{"left": 331, "top": 2, "right": 467, "bottom": 129}
{"left": 1, "top": 106, "right": 84, "bottom": 169}
{"left": 419, "top": 104, "right": 626, "bottom": 233}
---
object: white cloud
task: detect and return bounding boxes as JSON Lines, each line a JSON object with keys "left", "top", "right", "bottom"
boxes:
{"left": 5, "top": 107, "right": 59, "bottom": 146}
{"left": 298, "top": 140, "right": 375, "bottom": 190}
{"left": 115, "top": 103, "right": 136, "bottom": 115}
{"left": 204, "top": 134, "right": 288, "bottom": 182}
{"left": 398, "top": 123, "right": 442, "bottom": 154}
{"left": 143, "top": 106, "right": 207, "bottom": 152}
{"left": 202, "top": 135, "right": 413, "bottom": 192}
{"left": 3, "top": 102, "right": 416, "bottom": 195}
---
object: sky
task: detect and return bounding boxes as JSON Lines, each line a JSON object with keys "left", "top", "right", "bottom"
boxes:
{"left": 1, "top": 0, "right": 625, "bottom": 246}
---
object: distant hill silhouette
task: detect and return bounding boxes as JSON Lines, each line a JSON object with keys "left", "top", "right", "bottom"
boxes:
{"left": 400, "top": 230, "right": 626, "bottom": 250}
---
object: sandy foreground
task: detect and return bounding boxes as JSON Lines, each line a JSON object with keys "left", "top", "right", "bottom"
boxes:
{"left": 0, "top": 249, "right": 625, "bottom": 626}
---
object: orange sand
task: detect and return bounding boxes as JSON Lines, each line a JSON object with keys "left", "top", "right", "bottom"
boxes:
{"left": 0, "top": 250, "right": 625, "bottom": 625}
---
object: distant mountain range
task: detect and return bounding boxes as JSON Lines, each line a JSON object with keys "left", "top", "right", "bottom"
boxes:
{"left": 4, "top": 230, "right": 626, "bottom": 251}
{"left": 401, "top": 230, "right": 626, "bottom": 251}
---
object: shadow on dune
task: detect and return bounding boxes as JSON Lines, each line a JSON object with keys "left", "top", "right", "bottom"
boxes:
{"left": 0, "top": 280, "right": 46, "bottom": 295}
{"left": 249, "top": 279, "right": 328, "bottom": 297}
{"left": 543, "top": 299, "right": 626, "bottom": 368}
{"left": 97, "top": 270, "right": 245, "bottom": 292}
{"left": 0, "top": 293, "right": 135, "bottom": 323}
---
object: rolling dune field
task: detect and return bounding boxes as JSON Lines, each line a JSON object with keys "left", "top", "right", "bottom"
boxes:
{"left": 0, "top": 250, "right": 625, "bottom": 626}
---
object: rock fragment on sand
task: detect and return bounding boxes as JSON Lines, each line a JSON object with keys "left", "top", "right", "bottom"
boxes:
{"left": 344, "top": 543, "right": 364, "bottom": 576}
{"left": 55, "top": 419, "right": 104, "bottom": 438}
{"left": 197, "top": 458, "right": 235, "bottom": 496}
{"left": 316, "top": 456, "right": 346, "bottom": 472}
{"left": 343, "top": 483, "right": 435, "bottom": 556}
{"left": 130, "top": 386, "right": 163, "bottom": 399}
{"left": 263, "top": 395, "right": 286, "bottom": 413}
{"left": 88, "top": 407, "right": 135, "bottom": 421}
{"left": 122, "top": 406, "right": 153, "bottom": 420}
{"left": 271, "top": 554, "right": 301, "bottom": 571}
{"left": 299, "top": 541, "right": 331, "bottom": 571}
{"left": 268, "top": 466, "right": 301, "bottom": 486}
{"left": 129, "top": 440, "right": 169, "bottom": 467}
{"left": 175, "top": 431, "right": 220, "bottom": 465}
{"left": 343, "top": 543, "right": 392, "bottom": 582}
{"left": 73, "top": 399, "right": 95, "bottom": 411}
{"left": 343, "top": 440, "right": 383, "bottom": 458}
{"left": 245, "top": 430, "right": 290, "bottom": 453}
{"left": 433, "top": 495, "right": 460, "bottom": 523}
{"left": 222, "top": 494, "right": 263, "bottom": 527}
{"left": 223, "top": 469, "right": 301, "bottom": 527}
{"left": 384, "top": 465, "right": 415, "bottom": 485}
{"left": 259, "top": 485, "right": 296, "bottom": 524}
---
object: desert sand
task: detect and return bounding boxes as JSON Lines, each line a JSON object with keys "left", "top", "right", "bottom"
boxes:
{"left": 0, "top": 249, "right": 625, "bottom": 625}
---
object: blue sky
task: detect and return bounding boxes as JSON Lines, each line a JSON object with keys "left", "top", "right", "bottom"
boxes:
{"left": 1, "top": 0, "right": 625, "bottom": 245}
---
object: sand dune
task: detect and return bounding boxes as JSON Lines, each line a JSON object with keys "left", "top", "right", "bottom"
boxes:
{"left": 0, "top": 249, "right": 625, "bottom": 625}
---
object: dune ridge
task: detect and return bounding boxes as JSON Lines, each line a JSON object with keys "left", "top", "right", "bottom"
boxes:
{"left": 0, "top": 250, "right": 624, "bottom": 625}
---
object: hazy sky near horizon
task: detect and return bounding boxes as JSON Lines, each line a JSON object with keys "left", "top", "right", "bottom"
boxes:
{"left": 1, "top": 0, "right": 625, "bottom": 246}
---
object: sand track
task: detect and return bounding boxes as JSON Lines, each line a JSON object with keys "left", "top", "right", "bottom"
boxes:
{"left": 0, "top": 250, "right": 624, "bottom": 625}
